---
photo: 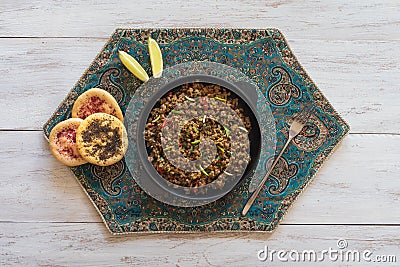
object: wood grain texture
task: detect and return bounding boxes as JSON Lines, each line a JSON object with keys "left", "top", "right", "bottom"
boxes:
{"left": 1, "top": 38, "right": 399, "bottom": 132}
{"left": 1, "top": 0, "right": 399, "bottom": 41}
{"left": 1, "top": 0, "right": 400, "bottom": 265}
{"left": 1, "top": 223, "right": 399, "bottom": 266}
{"left": 1, "top": 132, "right": 399, "bottom": 224}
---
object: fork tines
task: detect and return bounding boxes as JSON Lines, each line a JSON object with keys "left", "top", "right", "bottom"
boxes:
{"left": 296, "top": 105, "right": 316, "bottom": 124}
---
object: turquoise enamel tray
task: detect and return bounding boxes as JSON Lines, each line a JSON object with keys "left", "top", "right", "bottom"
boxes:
{"left": 43, "top": 28, "right": 349, "bottom": 234}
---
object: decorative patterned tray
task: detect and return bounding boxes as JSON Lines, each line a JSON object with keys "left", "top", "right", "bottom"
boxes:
{"left": 43, "top": 28, "right": 349, "bottom": 234}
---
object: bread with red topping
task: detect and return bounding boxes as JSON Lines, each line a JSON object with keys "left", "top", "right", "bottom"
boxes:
{"left": 72, "top": 88, "right": 124, "bottom": 122}
{"left": 49, "top": 118, "right": 87, "bottom": 166}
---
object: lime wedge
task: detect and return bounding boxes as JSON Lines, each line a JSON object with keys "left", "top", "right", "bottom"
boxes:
{"left": 118, "top": 50, "right": 149, "bottom": 82}
{"left": 148, "top": 37, "right": 163, "bottom": 78}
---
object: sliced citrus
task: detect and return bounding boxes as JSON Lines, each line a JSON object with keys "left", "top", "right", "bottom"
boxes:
{"left": 118, "top": 50, "right": 149, "bottom": 82}
{"left": 148, "top": 37, "right": 163, "bottom": 78}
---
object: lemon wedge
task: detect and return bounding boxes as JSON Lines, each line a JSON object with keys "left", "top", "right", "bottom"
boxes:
{"left": 148, "top": 37, "right": 163, "bottom": 78}
{"left": 118, "top": 50, "right": 149, "bottom": 82}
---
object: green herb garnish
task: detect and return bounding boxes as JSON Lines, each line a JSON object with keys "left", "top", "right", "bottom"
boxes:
{"left": 164, "top": 145, "right": 173, "bottom": 152}
{"left": 238, "top": 126, "right": 248, "bottom": 133}
{"left": 224, "top": 170, "right": 233, "bottom": 176}
{"left": 152, "top": 115, "right": 161, "bottom": 123}
{"left": 184, "top": 95, "right": 195, "bottom": 102}
{"left": 171, "top": 110, "right": 184, "bottom": 115}
{"left": 214, "top": 96, "right": 226, "bottom": 102}
{"left": 217, "top": 145, "right": 225, "bottom": 153}
{"left": 199, "top": 165, "right": 209, "bottom": 176}
{"left": 224, "top": 126, "right": 231, "bottom": 137}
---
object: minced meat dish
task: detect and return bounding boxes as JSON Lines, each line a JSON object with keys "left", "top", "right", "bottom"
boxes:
{"left": 144, "top": 82, "right": 252, "bottom": 188}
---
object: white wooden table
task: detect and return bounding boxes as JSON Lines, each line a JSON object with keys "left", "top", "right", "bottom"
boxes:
{"left": 1, "top": 1, "right": 399, "bottom": 266}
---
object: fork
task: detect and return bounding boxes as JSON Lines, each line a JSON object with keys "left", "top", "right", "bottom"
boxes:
{"left": 242, "top": 105, "right": 316, "bottom": 216}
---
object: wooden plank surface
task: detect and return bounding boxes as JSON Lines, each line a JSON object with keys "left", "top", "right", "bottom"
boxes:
{"left": 1, "top": 223, "right": 399, "bottom": 266}
{"left": 1, "top": 0, "right": 399, "bottom": 41}
{"left": 1, "top": 0, "right": 400, "bottom": 266}
{"left": 1, "top": 38, "right": 399, "bottom": 132}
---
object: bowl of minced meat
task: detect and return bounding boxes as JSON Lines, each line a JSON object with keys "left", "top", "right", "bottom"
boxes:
{"left": 144, "top": 81, "right": 261, "bottom": 193}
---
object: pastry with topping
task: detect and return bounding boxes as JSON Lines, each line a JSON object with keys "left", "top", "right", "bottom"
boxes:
{"left": 72, "top": 88, "right": 124, "bottom": 122}
{"left": 76, "top": 113, "right": 128, "bottom": 166}
{"left": 49, "top": 118, "right": 87, "bottom": 166}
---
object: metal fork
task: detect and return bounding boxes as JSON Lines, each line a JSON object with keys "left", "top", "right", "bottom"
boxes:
{"left": 242, "top": 105, "right": 316, "bottom": 216}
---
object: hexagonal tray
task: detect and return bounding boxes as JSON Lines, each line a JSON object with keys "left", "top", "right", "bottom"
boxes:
{"left": 43, "top": 28, "right": 349, "bottom": 235}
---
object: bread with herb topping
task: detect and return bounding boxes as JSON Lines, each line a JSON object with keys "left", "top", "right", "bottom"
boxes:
{"left": 76, "top": 113, "right": 128, "bottom": 166}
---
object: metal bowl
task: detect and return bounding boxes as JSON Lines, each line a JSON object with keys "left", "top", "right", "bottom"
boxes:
{"left": 124, "top": 61, "right": 276, "bottom": 207}
{"left": 137, "top": 75, "right": 261, "bottom": 202}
